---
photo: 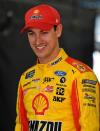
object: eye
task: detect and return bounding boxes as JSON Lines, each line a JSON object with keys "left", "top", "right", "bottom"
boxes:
{"left": 41, "top": 30, "right": 49, "bottom": 34}
{"left": 27, "top": 31, "right": 35, "bottom": 36}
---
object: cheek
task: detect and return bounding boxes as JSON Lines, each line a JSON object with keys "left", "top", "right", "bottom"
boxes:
{"left": 50, "top": 34, "right": 58, "bottom": 45}
{"left": 45, "top": 33, "right": 56, "bottom": 43}
{"left": 28, "top": 37, "right": 35, "bottom": 45}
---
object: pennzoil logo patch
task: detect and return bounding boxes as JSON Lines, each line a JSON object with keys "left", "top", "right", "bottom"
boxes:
{"left": 29, "top": 120, "right": 62, "bottom": 131}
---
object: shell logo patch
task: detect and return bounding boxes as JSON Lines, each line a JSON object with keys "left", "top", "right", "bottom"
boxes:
{"left": 32, "top": 93, "right": 49, "bottom": 115}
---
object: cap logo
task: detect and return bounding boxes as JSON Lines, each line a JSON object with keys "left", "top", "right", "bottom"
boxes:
{"left": 30, "top": 9, "right": 43, "bottom": 20}
{"left": 30, "top": 15, "right": 43, "bottom": 20}
{"left": 33, "top": 9, "right": 40, "bottom": 14}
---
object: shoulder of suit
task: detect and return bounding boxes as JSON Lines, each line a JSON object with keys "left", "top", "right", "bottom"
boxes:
{"left": 65, "top": 57, "right": 92, "bottom": 73}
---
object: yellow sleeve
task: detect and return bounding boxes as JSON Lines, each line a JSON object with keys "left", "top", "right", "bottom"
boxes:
{"left": 77, "top": 71, "right": 99, "bottom": 131}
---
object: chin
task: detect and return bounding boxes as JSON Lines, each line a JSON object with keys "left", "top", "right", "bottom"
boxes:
{"left": 36, "top": 51, "right": 47, "bottom": 57}
{"left": 37, "top": 54, "right": 46, "bottom": 59}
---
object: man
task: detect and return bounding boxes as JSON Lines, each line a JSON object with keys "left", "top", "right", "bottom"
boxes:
{"left": 15, "top": 4, "right": 99, "bottom": 131}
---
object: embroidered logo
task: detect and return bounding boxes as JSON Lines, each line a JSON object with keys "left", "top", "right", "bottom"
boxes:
{"left": 32, "top": 93, "right": 49, "bottom": 115}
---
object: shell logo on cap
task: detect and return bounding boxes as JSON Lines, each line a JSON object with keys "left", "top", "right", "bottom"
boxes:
{"left": 33, "top": 9, "right": 40, "bottom": 14}
{"left": 32, "top": 93, "right": 49, "bottom": 115}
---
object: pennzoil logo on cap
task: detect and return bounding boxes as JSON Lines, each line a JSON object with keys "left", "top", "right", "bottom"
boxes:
{"left": 30, "top": 15, "right": 43, "bottom": 20}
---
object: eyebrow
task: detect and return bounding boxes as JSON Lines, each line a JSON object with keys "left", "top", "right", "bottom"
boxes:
{"left": 27, "top": 29, "right": 33, "bottom": 32}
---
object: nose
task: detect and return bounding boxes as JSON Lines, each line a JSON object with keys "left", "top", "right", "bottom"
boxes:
{"left": 35, "top": 34, "right": 42, "bottom": 45}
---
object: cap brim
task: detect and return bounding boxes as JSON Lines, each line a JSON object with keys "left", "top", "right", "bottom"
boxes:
{"left": 20, "top": 22, "right": 53, "bottom": 33}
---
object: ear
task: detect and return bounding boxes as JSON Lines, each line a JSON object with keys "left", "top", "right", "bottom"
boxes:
{"left": 56, "top": 24, "right": 63, "bottom": 38}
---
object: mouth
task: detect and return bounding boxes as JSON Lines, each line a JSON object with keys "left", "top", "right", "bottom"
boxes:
{"left": 35, "top": 45, "right": 47, "bottom": 51}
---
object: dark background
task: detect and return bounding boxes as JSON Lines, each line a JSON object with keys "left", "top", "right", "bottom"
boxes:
{"left": 0, "top": 0, "right": 100, "bottom": 130}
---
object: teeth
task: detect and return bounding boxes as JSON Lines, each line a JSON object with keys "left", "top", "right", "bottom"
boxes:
{"left": 36, "top": 46, "right": 46, "bottom": 50}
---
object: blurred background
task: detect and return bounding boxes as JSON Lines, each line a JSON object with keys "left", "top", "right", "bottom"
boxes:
{"left": 0, "top": 0, "right": 100, "bottom": 130}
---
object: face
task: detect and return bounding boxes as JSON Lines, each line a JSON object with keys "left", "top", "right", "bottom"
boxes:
{"left": 27, "top": 24, "right": 62, "bottom": 64}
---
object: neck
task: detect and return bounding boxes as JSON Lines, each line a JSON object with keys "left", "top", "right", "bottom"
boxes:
{"left": 38, "top": 48, "right": 60, "bottom": 64}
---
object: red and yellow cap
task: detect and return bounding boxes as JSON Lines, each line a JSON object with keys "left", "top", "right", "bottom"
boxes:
{"left": 21, "top": 4, "right": 61, "bottom": 32}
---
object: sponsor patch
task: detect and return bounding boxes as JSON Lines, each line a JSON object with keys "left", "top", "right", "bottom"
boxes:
{"left": 56, "top": 83, "right": 67, "bottom": 87}
{"left": 83, "top": 84, "right": 95, "bottom": 88}
{"left": 60, "top": 77, "right": 66, "bottom": 83}
{"left": 29, "top": 120, "right": 62, "bottom": 131}
{"left": 72, "top": 62, "right": 86, "bottom": 72}
{"left": 43, "top": 85, "right": 53, "bottom": 92}
{"left": 25, "top": 70, "right": 35, "bottom": 79}
{"left": 32, "top": 78, "right": 40, "bottom": 83}
{"left": 82, "top": 79, "right": 97, "bottom": 85}
{"left": 54, "top": 71, "right": 66, "bottom": 76}
{"left": 82, "top": 88, "right": 96, "bottom": 93}
{"left": 66, "top": 57, "right": 91, "bottom": 73}
{"left": 43, "top": 77, "right": 54, "bottom": 83}
{"left": 53, "top": 96, "right": 65, "bottom": 102}
{"left": 84, "top": 93, "right": 96, "bottom": 103}
{"left": 72, "top": 69, "right": 76, "bottom": 74}
{"left": 83, "top": 103, "right": 96, "bottom": 107}
{"left": 23, "top": 78, "right": 40, "bottom": 87}
{"left": 56, "top": 87, "right": 65, "bottom": 96}
{"left": 32, "top": 93, "right": 49, "bottom": 115}
{"left": 50, "top": 57, "right": 62, "bottom": 66}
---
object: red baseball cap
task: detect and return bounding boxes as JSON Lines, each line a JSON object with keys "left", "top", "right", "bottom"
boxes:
{"left": 21, "top": 4, "right": 61, "bottom": 33}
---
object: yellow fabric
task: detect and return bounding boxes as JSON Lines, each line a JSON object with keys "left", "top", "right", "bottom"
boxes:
{"left": 15, "top": 48, "right": 99, "bottom": 131}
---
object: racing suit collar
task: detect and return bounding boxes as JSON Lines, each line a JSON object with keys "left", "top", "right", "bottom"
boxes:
{"left": 37, "top": 48, "right": 68, "bottom": 68}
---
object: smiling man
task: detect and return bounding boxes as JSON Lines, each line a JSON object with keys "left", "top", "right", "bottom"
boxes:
{"left": 15, "top": 4, "right": 99, "bottom": 131}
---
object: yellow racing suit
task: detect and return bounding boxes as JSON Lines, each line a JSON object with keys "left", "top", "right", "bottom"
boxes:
{"left": 15, "top": 48, "right": 99, "bottom": 131}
